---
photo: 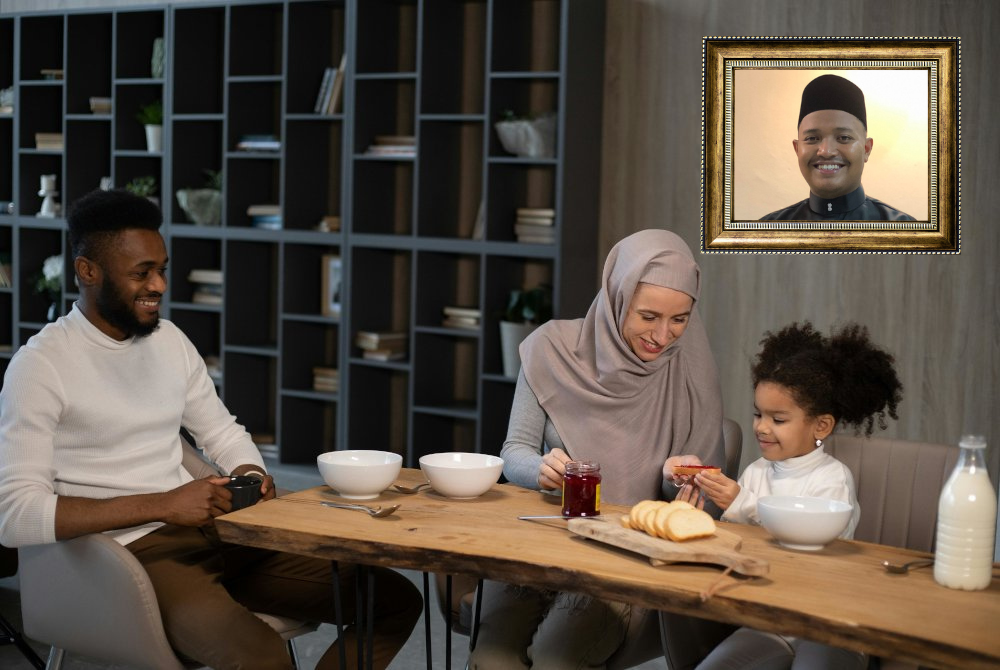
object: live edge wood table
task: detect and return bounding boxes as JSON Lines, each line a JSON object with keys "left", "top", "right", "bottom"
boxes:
{"left": 215, "top": 468, "right": 1000, "bottom": 670}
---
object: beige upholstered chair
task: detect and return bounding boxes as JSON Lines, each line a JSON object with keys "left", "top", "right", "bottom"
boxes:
{"left": 16, "top": 440, "right": 316, "bottom": 670}
{"left": 0, "top": 545, "right": 45, "bottom": 668}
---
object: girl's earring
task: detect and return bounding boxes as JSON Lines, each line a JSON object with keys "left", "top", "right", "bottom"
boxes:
{"left": 815, "top": 438, "right": 823, "bottom": 448}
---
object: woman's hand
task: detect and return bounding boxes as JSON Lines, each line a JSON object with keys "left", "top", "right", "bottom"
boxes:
{"left": 662, "top": 454, "right": 703, "bottom": 484}
{"left": 694, "top": 470, "right": 740, "bottom": 511}
{"left": 539, "top": 448, "right": 572, "bottom": 490}
{"left": 675, "top": 483, "right": 705, "bottom": 509}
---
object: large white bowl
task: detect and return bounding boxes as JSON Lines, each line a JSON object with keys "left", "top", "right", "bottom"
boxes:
{"left": 757, "top": 495, "right": 854, "bottom": 551}
{"left": 317, "top": 450, "right": 402, "bottom": 500}
{"left": 419, "top": 452, "right": 504, "bottom": 499}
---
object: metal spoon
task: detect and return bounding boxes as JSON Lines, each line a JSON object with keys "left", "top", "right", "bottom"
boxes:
{"left": 392, "top": 482, "right": 431, "bottom": 494}
{"left": 318, "top": 501, "right": 400, "bottom": 518}
{"left": 882, "top": 558, "right": 934, "bottom": 574}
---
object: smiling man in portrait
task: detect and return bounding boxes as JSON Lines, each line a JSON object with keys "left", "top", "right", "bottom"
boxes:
{"left": 762, "top": 74, "right": 915, "bottom": 221}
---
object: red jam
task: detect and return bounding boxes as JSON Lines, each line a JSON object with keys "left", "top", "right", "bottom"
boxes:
{"left": 561, "top": 460, "right": 601, "bottom": 517}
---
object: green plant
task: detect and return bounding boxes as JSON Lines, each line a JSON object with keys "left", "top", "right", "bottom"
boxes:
{"left": 125, "top": 175, "right": 158, "bottom": 197}
{"left": 135, "top": 99, "right": 162, "bottom": 125}
{"left": 203, "top": 168, "right": 222, "bottom": 190}
{"left": 504, "top": 284, "right": 552, "bottom": 324}
{"left": 33, "top": 254, "right": 62, "bottom": 296}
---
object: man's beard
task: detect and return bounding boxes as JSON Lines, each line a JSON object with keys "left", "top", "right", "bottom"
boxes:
{"left": 96, "top": 275, "right": 160, "bottom": 339}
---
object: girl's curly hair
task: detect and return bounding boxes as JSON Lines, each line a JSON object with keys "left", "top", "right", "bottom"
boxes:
{"left": 751, "top": 322, "right": 903, "bottom": 436}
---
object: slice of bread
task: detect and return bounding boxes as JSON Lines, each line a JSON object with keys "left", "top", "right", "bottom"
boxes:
{"left": 672, "top": 465, "right": 721, "bottom": 477}
{"left": 662, "top": 508, "right": 716, "bottom": 541}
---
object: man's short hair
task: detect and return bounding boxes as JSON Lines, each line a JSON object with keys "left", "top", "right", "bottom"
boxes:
{"left": 67, "top": 188, "right": 162, "bottom": 263}
{"left": 798, "top": 74, "right": 867, "bottom": 130}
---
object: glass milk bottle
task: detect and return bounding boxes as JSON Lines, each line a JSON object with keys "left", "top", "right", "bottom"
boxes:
{"left": 933, "top": 435, "right": 997, "bottom": 590}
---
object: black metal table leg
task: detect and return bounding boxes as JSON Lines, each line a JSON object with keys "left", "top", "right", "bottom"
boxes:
{"left": 422, "top": 572, "right": 433, "bottom": 669}
{"left": 331, "top": 560, "right": 347, "bottom": 670}
{"left": 469, "top": 578, "right": 484, "bottom": 652}
{"left": 445, "top": 574, "right": 453, "bottom": 670}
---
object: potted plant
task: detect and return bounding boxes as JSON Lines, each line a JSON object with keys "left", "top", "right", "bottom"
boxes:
{"left": 33, "top": 254, "right": 63, "bottom": 322}
{"left": 494, "top": 109, "right": 557, "bottom": 158}
{"left": 136, "top": 99, "right": 163, "bottom": 152}
{"left": 499, "top": 284, "right": 552, "bottom": 378}
{"left": 125, "top": 175, "right": 160, "bottom": 207}
{"left": 176, "top": 169, "right": 223, "bottom": 226}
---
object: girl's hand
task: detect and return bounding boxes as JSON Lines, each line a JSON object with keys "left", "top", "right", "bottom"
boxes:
{"left": 694, "top": 470, "right": 740, "bottom": 510}
{"left": 662, "top": 454, "right": 703, "bottom": 484}
{"left": 539, "top": 448, "right": 572, "bottom": 490}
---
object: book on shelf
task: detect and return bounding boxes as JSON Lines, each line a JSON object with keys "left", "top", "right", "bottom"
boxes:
{"left": 365, "top": 134, "right": 416, "bottom": 157}
{"left": 40, "top": 68, "right": 63, "bottom": 80}
{"left": 187, "top": 268, "right": 223, "bottom": 285}
{"left": 355, "top": 330, "right": 407, "bottom": 352}
{"left": 516, "top": 207, "right": 555, "bottom": 218}
{"left": 326, "top": 53, "right": 347, "bottom": 114}
{"left": 313, "top": 366, "right": 339, "bottom": 392}
{"left": 247, "top": 204, "right": 282, "bottom": 229}
{"left": 516, "top": 215, "right": 554, "bottom": 226}
{"left": 442, "top": 316, "right": 480, "bottom": 330}
{"left": 443, "top": 306, "right": 482, "bottom": 319}
{"left": 313, "top": 66, "right": 335, "bottom": 114}
{"left": 236, "top": 135, "right": 281, "bottom": 152}
{"left": 192, "top": 287, "right": 223, "bottom": 305}
{"left": 35, "top": 132, "right": 64, "bottom": 150}
{"left": 517, "top": 234, "right": 556, "bottom": 245}
{"left": 362, "top": 349, "right": 406, "bottom": 362}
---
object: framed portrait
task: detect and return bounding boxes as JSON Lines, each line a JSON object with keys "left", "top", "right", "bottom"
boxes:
{"left": 702, "top": 37, "right": 960, "bottom": 253}
{"left": 321, "top": 254, "right": 341, "bottom": 318}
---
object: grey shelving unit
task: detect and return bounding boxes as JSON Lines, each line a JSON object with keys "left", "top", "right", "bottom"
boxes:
{"left": 0, "top": 0, "right": 605, "bottom": 468}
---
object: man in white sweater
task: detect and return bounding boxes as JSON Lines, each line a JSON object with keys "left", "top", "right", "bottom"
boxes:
{"left": 0, "top": 189, "right": 420, "bottom": 669}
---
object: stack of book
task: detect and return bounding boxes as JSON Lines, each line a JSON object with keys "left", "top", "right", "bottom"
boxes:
{"left": 247, "top": 204, "right": 281, "bottom": 229}
{"left": 514, "top": 207, "right": 555, "bottom": 244}
{"left": 355, "top": 330, "right": 407, "bottom": 361}
{"left": 364, "top": 135, "right": 416, "bottom": 158}
{"left": 441, "top": 305, "right": 481, "bottom": 330}
{"left": 313, "top": 366, "right": 339, "bottom": 393}
{"left": 35, "top": 132, "right": 63, "bottom": 151}
{"left": 188, "top": 268, "right": 223, "bottom": 305}
{"left": 313, "top": 54, "right": 346, "bottom": 115}
{"left": 236, "top": 134, "right": 281, "bottom": 152}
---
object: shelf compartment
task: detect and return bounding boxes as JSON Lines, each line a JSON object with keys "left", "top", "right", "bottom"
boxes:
{"left": 0, "top": 292, "right": 11, "bottom": 352}
{"left": 113, "top": 154, "right": 161, "bottom": 201}
{"left": 420, "top": 0, "right": 486, "bottom": 115}
{"left": 347, "top": 363, "right": 408, "bottom": 456}
{"left": 488, "top": 78, "right": 559, "bottom": 158}
{"left": 480, "top": 379, "right": 517, "bottom": 458}
{"left": 170, "top": 308, "right": 221, "bottom": 367}
{"left": 349, "top": 246, "right": 411, "bottom": 345}
{"left": 410, "top": 413, "right": 477, "bottom": 463}
{"left": 170, "top": 120, "right": 223, "bottom": 225}
{"left": 415, "top": 250, "right": 480, "bottom": 328}
{"left": 225, "top": 240, "right": 277, "bottom": 349}
{"left": 229, "top": 3, "right": 284, "bottom": 77}
{"left": 416, "top": 120, "right": 483, "bottom": 238}
{"left": 281, "top": 319, "right": 338, "bottom": 393}
{"left": 116, "top": 10, "right": 165, "bottom": 80}
{"left": 412, "top": 331, "right": 478, "bottom": 412}
{"left": 225, "top": 158, "right": 280, "bottom": 228}
{"left": 352, "top": 160, "right": 413, "bottom": 236}
{"left": 17, "top": 227, "right": 63, "bottom": 325}
{"left": 19, "top": 15, "right": 63, "bottom": 82}
{"left": 0, "top": 118, "right": 12, "bottom": 205}
{"left": 114, "top": 83, "right": 163, "bottom": 153}
{"left": 65, "top": 119, "right": 111, "bottom": 207}
{"left": 0, "top": 18, "right": 13, "bottom": 90}
{"left": 67, "top": 13, "right": 112, "bottom": 116}
{"left": 284, "top": 121, "right": 342, "bottom": 231}
{"left": 227, "top": 81, "right": 282, "bottom": 155}
{"left": 280, "top": 395, "right": 337, "bottom": 463}
{"left": 222, "top": 351, "right": 276, "bottom": 438}
{"left": 485, "top": 163, "right": 555, "bottom": 242}
{"left": 491, "top": 0, "right": 561, "bottom": 73}
{"left": 355, "top": 0, "right": 417, "bottom": 75}
{"left": 483, "top": 254, "right": 553, "bottom": 376}
{"left": 18, "top": 154, "right": 63, "bottom": 220}
{"left": 287, "top": 1, "right": 345, "bottom": 115}
{"left": 173, "top": 6, "right": 224, "bottom": 114}
{"left": 283, "top": 243, "right": 341, "bottom": 318}
{"left": 17, "top": 85, "right": 62, "bottom": 150}
{"left": 353, "top": 78, "right": 416, "bottom": 156}
{"left": 170, "top": 237, "right": 221, "bottom": 305}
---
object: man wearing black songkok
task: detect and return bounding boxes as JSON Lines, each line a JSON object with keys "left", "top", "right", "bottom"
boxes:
{"left": 761, "top": 74, "right": 915, "bottom": 221}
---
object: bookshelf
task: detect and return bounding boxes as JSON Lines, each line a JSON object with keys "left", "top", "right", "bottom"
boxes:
{"left": 0, "top": 0, "right": 605, "bottom": 468}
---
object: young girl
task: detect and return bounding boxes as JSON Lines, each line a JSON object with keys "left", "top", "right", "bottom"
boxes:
{"left": 686, "top": 321, "right": 903, "bottom": 670}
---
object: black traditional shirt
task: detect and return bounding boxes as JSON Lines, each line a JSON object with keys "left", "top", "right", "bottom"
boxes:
{"left": 761, "top": 186, "right": 915, "bottom": 221}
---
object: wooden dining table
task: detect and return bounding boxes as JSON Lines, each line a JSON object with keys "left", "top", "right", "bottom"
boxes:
{"left": 215, "top": 468, "right": 1000, "bottom": 670}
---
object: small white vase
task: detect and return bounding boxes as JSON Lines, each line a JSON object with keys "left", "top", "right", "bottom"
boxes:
{"left": 144, "top": 124, "right": 162, "bottom": 153}
{"left": 499, "top": 321, "right": 538, "bottom": 378}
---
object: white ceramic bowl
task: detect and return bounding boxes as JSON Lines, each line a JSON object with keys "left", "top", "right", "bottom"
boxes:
{"left": 317, "top": 450, "right": 402, "bottom": 500}
{"left": 419, "top": 452, "right": 504, "bottom": 499}
{"left": 757, "top": 495, "right": 854, "bottom": 551}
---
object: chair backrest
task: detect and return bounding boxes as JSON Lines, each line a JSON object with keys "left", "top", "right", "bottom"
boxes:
{"left": 721, "top": 417, "right": 742, "bottom": 481}
{"left": 824, "top": 434, "right": 958, "bottom": 552}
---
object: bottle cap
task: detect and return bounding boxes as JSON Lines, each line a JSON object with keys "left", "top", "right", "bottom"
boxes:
{"left": 959, "top": 434, "right": 987, "bottom": 449}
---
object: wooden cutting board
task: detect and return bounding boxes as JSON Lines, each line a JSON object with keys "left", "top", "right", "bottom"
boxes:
{"left": 568, "top": 515, "right": 769, "bottom": 576}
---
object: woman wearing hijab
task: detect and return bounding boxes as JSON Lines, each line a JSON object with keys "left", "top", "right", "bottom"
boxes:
{"left": 469, "top": 229, "right": 725, "bottom": 669}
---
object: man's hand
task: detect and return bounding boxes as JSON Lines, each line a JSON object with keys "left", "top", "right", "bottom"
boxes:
{"left": 157, "top": 476, "right": 234, "bottom": 525}
{"left": 693, "top": 470, "right": 740, "bottom": 511}
{"left": 231, "top": 465, "right": 276, "bottom": 502}
{"left": 538, "top": 448, "right": 572, "bottom": 490}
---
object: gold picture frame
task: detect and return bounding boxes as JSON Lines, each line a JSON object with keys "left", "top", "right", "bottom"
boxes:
{"left": 702, "top": 36, "right": 960, "bottom": 253}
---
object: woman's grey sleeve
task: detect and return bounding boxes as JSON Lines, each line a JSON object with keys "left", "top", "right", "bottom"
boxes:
{"left": 500, "top": 369, "right": 548, "bottom": 490}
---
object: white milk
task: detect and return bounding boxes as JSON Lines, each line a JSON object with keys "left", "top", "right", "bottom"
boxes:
{"left": 934, "top": 435, "right": 997, "bottom": 591}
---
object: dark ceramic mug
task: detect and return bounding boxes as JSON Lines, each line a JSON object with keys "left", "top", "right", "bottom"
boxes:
{"left": 224, "top": 475, "right": 263, "bottom": 511}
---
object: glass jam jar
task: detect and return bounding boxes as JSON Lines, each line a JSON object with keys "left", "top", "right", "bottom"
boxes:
{"left": 561, "top": 460, "right": 601, "bottom": 517}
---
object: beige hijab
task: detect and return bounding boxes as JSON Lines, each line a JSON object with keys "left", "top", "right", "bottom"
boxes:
{"left": 519, "top": 229, "right": 723, "bottom": 505}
